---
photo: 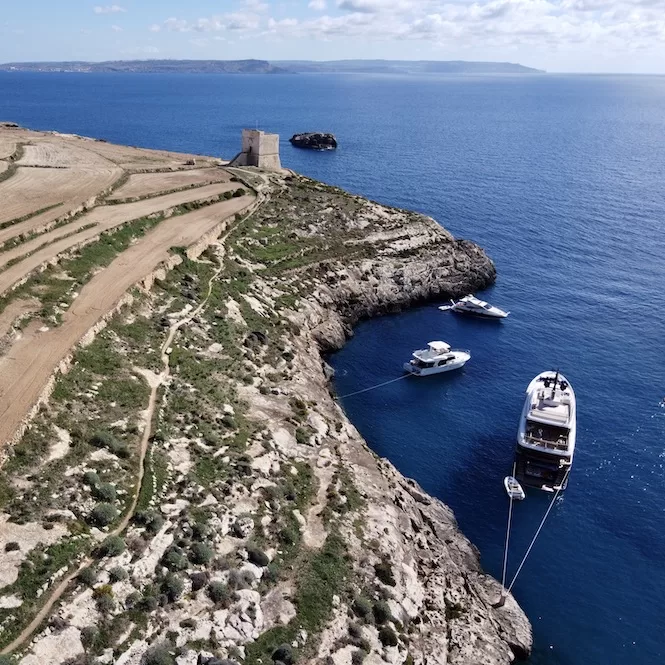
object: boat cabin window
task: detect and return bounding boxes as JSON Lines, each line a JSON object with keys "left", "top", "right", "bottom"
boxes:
{"left": 436, "top": 357, "right": 451, "bottom": 366}
{"left": 413, "top": 359, "right": 435, "bottom": 369}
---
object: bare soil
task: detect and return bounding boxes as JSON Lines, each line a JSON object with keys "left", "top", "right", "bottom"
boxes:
{"left": 108, "top": 168, "right": 230, "bottom": 201}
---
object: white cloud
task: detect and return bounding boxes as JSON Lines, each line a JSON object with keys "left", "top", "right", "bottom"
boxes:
{"left": 159, "top": 12, "right": 261, "bottom": 33}
{"left": 93, "top": 5, "right": 126, "bottom": 14}
{"left": 111, "top": 24, "right": 123, "bottom": 32}
{"left": 149, "top": 0, "right": 665, "bottom": 63}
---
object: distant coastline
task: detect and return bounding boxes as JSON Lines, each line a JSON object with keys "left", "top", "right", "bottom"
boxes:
{"left": 0, "top": 58, "right": 545, "bottom": 75}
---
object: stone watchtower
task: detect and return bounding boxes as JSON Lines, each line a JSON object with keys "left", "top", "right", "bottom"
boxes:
{"left": 230, "top": 129, "right": 281, "bottom": 170}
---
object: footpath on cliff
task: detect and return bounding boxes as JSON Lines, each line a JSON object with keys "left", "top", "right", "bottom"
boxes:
{"left": 0, "top": 127, "right": 531, "bottom": 665}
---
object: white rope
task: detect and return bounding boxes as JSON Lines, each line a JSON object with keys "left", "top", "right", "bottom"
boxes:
{"left": 500, "top": 463, "right": 517, "bottom": 591}
{"left": 335, "top": 374, "right": 410, "bottom": 400}
{"left": 507, "top": 465, "right": 571, "bottom": 593}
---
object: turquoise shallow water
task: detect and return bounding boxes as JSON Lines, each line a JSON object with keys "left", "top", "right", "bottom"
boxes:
{"left": 1, "top": 71, "right": 664, "bottom": 664}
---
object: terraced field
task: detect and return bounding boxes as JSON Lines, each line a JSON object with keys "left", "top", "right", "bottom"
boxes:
{"left": 108, "top": 168, "right": 231, "bottom": 201}
{"left": 0, "top": 125, "right": 256, "bottom": 452}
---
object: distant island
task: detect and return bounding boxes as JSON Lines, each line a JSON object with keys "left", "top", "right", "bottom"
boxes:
{"left": 275, "top": 59, "right": 544, "bottom": 75}
{"left": 0, "top": 58, "right": 544, "bottom": 75}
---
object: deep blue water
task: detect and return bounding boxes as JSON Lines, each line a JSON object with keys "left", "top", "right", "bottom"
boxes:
{"left": 1, "top": 72, "right": 664, "bottom": 664}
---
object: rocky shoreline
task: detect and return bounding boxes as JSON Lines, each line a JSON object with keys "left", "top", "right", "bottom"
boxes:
{"left": 0, "top": 163, "right": 531, "bottom": 664}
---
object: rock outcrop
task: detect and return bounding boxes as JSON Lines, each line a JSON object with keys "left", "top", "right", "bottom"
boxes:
{"left": 289, "top": 133, "right": 338, "bottom": 150}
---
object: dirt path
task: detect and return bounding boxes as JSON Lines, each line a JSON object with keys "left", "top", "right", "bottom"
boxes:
{"left": 0, "top": 258, "right": 226, "bottom": 657}
{"left": 0, "top": 194, "right": 253, "bottom": 448}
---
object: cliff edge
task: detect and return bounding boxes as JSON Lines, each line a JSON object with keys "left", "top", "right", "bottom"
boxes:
{"left": 0, "top": 159, "right": 531, "bottom": 664}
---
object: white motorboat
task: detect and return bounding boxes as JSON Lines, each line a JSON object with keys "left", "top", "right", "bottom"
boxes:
{"left": 403, "top": 341, "right": 471, "bottom": 377}
{"left": 444, "top": 294, "right": 509, "bottom": 319}
{"left": 515, "top": 371, "right": 576, "bottom": 491}
{"left": 504, "top": 475, "right": 526, "bottom": 501}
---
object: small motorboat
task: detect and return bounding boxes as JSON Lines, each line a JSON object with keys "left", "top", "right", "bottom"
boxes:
{"left": 445, "top": 294, "right": 509, "bottom": 319}
{"left": 504, "top": 475, "right": 526, "bottom": 500}
{"left": 403, "top": 341, "right": 470, "bottom": 376}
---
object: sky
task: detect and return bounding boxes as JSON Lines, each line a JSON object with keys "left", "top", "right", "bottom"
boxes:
{"left": 0, "top": 1, "right": 664, "bottom": 73}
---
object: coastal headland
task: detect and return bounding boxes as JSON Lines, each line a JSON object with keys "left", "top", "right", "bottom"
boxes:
{"left": 0, "top": 125, "right": 531, "bottom": 664}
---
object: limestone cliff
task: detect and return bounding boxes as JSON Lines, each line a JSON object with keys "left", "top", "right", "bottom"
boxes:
{"left": 1, "top": 169, "right": 531, "bottom": 665}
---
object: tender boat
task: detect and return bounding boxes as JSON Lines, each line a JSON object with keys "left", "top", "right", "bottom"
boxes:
{"left": 444, "top": 294, "right": 509, "bottom": 319}
{"left": 515, "top": 371, "right": 576, "bottom": 492}
{"left": 504, "top": 475, "right": 526, "bottom": 500}
{"left": 403, "top": 341, "right": 470, "bottom": 377}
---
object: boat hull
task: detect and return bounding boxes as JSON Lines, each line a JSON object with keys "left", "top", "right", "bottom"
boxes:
{"left": 451, "top": 307, "right": 508, "bottom": 319}
{"left": 403, "top": 352, "right": 470, "bottom": 376}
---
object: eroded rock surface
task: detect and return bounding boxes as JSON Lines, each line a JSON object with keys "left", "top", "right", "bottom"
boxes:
{"left": 0, "top": 164, "right": 530, "bottom": 664}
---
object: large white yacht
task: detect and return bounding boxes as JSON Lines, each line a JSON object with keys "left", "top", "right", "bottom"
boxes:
{"left": 515, "top": 371, "right": 576, "bottom": 491}
{"left": 442, "top": 294, "right": 509, "bottom": 319}
{"left": 403, "top": 341, "right": 471, "bottom": 377}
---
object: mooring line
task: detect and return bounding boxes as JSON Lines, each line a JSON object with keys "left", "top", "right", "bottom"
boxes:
{"left": 334, "top": 374, "right": 410, "bottom": 400}
{"left": 500, "top": 462, "right": 517, "bottom": 592}
{"left": 506, "top": 465, "right": 571, "bottom": 593}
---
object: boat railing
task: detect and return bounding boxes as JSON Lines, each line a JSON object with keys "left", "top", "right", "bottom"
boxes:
{"left": 524, "top": 434, "right": 569, "bottom": 452}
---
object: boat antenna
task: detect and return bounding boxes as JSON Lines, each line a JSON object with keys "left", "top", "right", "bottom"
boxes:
{"left": 552, "top": 368, "right": 559, "bottom": 399}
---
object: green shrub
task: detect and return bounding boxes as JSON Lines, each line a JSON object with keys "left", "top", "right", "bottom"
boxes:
{"left": 83, "top": 471, "right": 100, "bottom": 487}
{"left": 207, "top": 581, "right": 231, "bottom": 607}
{"left": 352, "top": 597, "right": 372, "bottom": 621}
{"left": 89, "top": 503, "right": 118, "bottom": 527}
{"left": 189, "top": 542, "right": 213, "bottom": 565}
{"left": 348, "top": 622, "right": 362, "bottom": 639}
{"left": 373, "top": 600, "right": 392, "bottom": 625}
{"left": 109, "top": 566, "right": 128, "bottom": 582}
{"left": 142, "top": 645, "right": 175, "bottom": 665}
{"left": 295, "top": 427, "right": 310, "bottom": 445}
{"left": 162, "top": 546, "right": 187, "bottom": 571}
{"left": 78, "top": 567, "right": 97, "bottom": 587}
{"left": 228, "top": 569, "right": 254, "bottom": 590}
{"left": 351, "top": 650, "right": 367, "bottom": 665}
{"left": 90, "top": 430, "right": 129, "bottom": 457}
{"left": 140, "top": 594, "right": 159, "bottom": 612}
{"left": 125, "top": 591, "right": 142, "bottom": 608}
{"left": 162, "top": 573, "right": 184, "bottom": 602}
{"left": 378, "top": 625, "right": 398, "bottom": 647}
{"left": 97, "top": 593, "right": 116, "bottom": 615}
{"left": 92, "top": 482, "right": 117, "bottom": 502}
{"left": 4, "top": 541, "right": 19, "bottom": 552}
{"left": 374, "top": 560, "right": 396, "bottom": 586}
{"left": 95, "top": 536, "right": 125, "bottom": 558}
{"left": 136, "top": 509, "right": 164, "bottom": 535}
{"left": 246, "top": 545, "right": 269, "bottom": 567}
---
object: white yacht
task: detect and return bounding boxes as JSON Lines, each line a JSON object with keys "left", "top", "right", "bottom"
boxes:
{"left": 403, "top": 341, "right": 471, "bottom": 377}
{"left": 442, "top": 294, "right": 509, "bottom": 319}
{"left": 515, "top": 371, "right": 576, "bottom": 491}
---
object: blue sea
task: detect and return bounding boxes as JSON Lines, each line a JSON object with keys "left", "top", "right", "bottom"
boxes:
{"left": 1, "top": 72, "right": 664, "bottom": 665}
